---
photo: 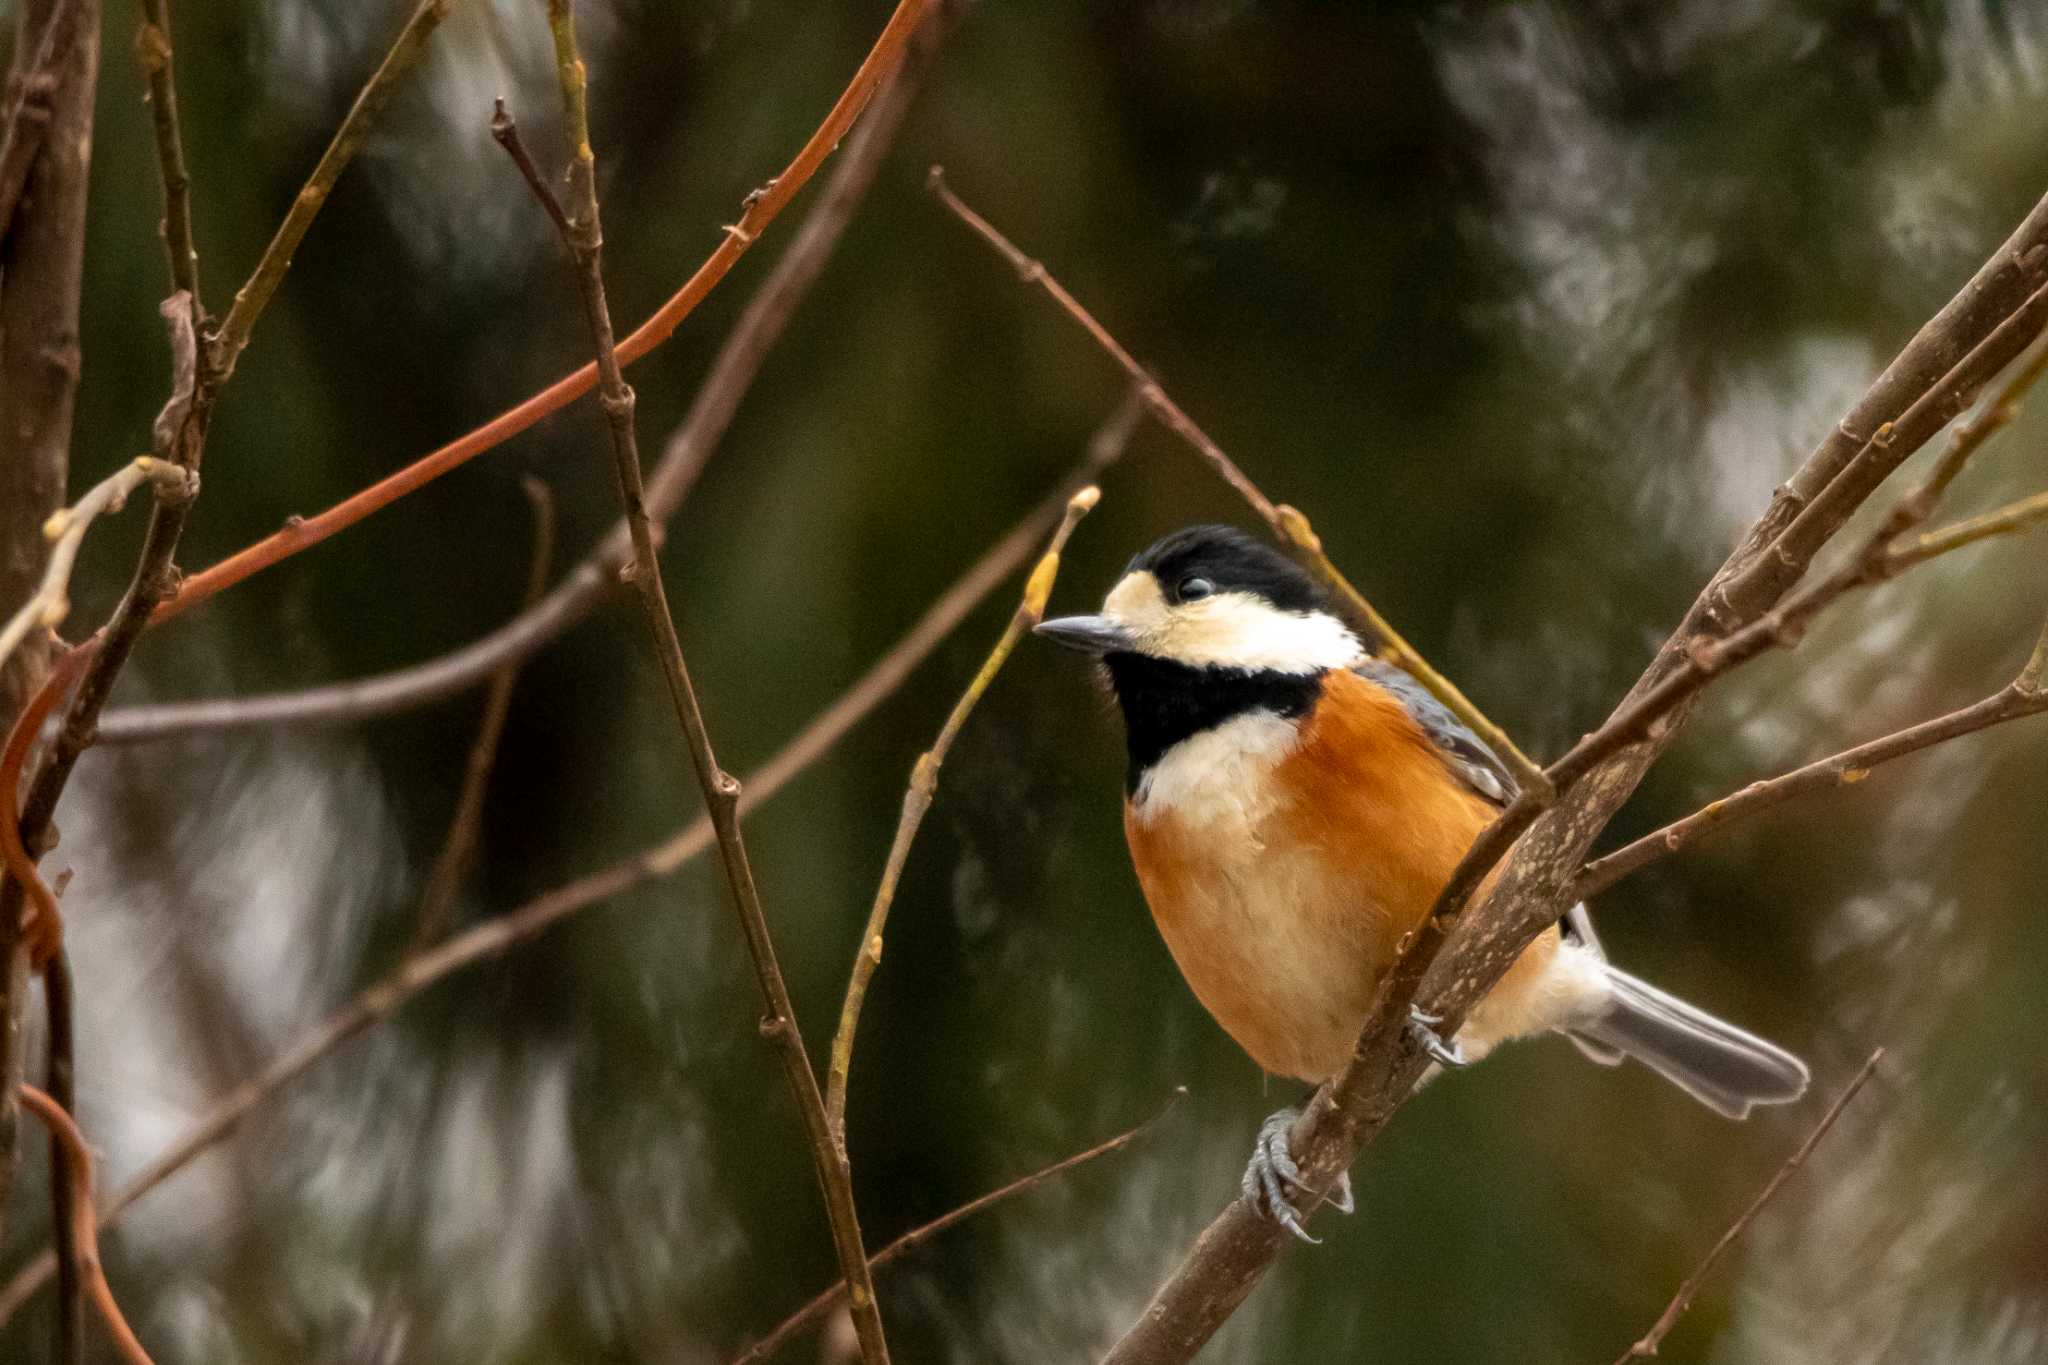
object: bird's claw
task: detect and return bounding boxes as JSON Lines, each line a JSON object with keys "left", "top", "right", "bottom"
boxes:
{"left": 1407, "top": 1004, "right": 1468, "bottom": 1068}
{"left": 1240, "top": 1105, "right": 1354, "bottom": 1243}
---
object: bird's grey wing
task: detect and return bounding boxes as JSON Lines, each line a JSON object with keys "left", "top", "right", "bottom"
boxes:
{"left": 1352, "top": 660, "right": 1628, "bottom": 1061}
{"left": 1350, "top": 658, "right": 1516, "bottom": 807}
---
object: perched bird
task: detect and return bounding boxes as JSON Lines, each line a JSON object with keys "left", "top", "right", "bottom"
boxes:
{"left": 1036, "top": 524, "right": 1809, "bottom": 1239}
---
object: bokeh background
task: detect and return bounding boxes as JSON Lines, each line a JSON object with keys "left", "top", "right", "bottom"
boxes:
{"left": 5, "top": 0, "right": 2048, "bottom": 1360}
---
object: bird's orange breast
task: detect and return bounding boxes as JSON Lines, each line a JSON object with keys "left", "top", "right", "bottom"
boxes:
{"left": 1125, "top": 669, "right": 1514, "bottom": 1081}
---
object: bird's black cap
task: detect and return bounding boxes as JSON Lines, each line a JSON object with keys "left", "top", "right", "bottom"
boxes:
{"left": 1126, "top": 524, "right": 1325, "bottom": 613}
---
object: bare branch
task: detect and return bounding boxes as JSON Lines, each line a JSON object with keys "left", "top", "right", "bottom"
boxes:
{"left": 1887, "top": 489, "right": 2048, "bottom": 571}
{"left": 0, "top": 457, "right": 192, "bottom": 679}
{"left": 1093, "top": 185, "right": 2048, "bottom": 1365}
{"left": 926, "top": 167, "right": 1553, "bottom": 803}
{"left": 134, "top": 0, "right": 200, "bottom": 302}
{"left": 825, "top": 486, "right": 1099, "bottom": 1140}
{"left": 0, "top": 395, "right": 1146, "bottom": 1331}
{"left": 1612, "top": 1050, "right": 1885, "bottom": 1365}
{"left": 206, "top": 0, "right": 451, "bottom": 377}
{"left": 520, "top": 7, "right": 897, "bottom": 1346}
{"left": 1577, "top": 664, "right": 2048, "bottom": 899}
{"left": 149, "top": 0, "right": 939, "bottom": 628}
{"left": 410, "top": 478, "right": 554, "bottom": 948}
{"left": 18, "top": 1084, "right": 155, "bottom": 1365}
{"left": 95, "top": 10, "right": 944, "bottom": 744}
{"left": 731, "top": 1088, "right": 1184, "bottom": 1365}
{"left": 41, "top": 941, "right": 77, "bottom": 1365}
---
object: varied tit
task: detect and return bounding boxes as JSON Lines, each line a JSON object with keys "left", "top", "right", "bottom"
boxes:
{"left": 1036, "top": 525, "right": 1809, "bottom": 1241}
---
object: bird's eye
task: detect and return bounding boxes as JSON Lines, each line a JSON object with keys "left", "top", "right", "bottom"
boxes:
{"left": 1177, "top": 576, "right": 1215, "bottom": 602}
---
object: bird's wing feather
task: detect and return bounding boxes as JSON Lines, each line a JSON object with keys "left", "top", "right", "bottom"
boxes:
{"left": 1350, "top": 658, "right": 1517, "bottom": 807}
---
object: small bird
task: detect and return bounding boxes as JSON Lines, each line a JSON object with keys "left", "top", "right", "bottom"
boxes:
{"left": 1036, "top": 524, "right": 1809, "bottom": 1239}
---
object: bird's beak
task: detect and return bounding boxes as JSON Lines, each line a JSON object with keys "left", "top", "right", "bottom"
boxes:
{"left": 1033, "top": 614, "right": 1137, "bottom": 656}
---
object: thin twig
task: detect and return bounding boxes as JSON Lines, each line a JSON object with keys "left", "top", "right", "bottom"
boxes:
{"left": 1576, "top": 668, "right": 2048, "bottom": 899}
{"left": 1612, "top": 1049, "right": 1885, "bottom": 1364}
{"left": 0, "top": 300, "right": 201, "bottom": 969}
{"left": 42, "top": 941, "right": 78, "bottom": 1365}
{"left": 520, "top": 6, "right": 892, "bottom": 1349}
{"left": 1093, "top": 188, "right": 2048, "bottom": 1365}
{"left": 0, "top": 457, "right": 193, "bottom": 679}
{"left": 825, "top": 487, "right": 1099, "bottom": 1141}
{"left": 1, "top": 0, "right": 939, "bottom": 994}
{"left": 206, "top": 0, "right": 450, "bottom": 378}
{"left": 96, "top": 8, "right": 951, "bottom": 744}
{"left": 730, "top": 1087, "right": 1185, "bottom": 1365}
{"left": 145, "top": 0, "right": 936, "bottom": 627}
{"left": 926, "top": 166, "right": 1552, "bottom": 803}
{"left": 410, "top": 477, "right": 554, "bottom": 948}
{"left": 0, "top": 396, "right": 1146, "bottom": 1330}
{"left": 17, "top": 1084, "right": 155, "bottom": 1365}
{"left": 135, "top": 0, "right": 199, "bottom": 304}
{"left": 1886, "top": 489, "right": 2048, "bottom": 571}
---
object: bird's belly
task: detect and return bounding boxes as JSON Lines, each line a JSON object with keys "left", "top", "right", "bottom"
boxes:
{"left": 1134, "top": 825, "right": 1397, "bottom": 1082}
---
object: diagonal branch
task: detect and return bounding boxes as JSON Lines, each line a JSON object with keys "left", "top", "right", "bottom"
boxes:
{"left": 513, "top": 5, "right": 901, "bottom": 1350}
{"left": 1093, "top": 184, "right": 2048, "bottom": 1362}
{"left": 925, "top": 167, "right": 1553, "bottom": 802}
{"left": 1612, "top": 1049, "right": 1884, "bottom": 1365}
{"left": 145, "top": 0, "right": 937, "bottom": 629}
{"left": 825, "top": 487, "right": 1099, "bottom": 1141}
{"left": 1576, "top": 651, "right": 2048, "bottom": 899}
{"left": 0, "top": 395, "right": 1145, "bottom": 1328}
{"left": 731, "top": 1088, "right": 1184, "bottom": 1365}
{"left": 96, "top": 11, "right": 946, "bottom": 745}
{"left": 206, "top": 0, "right": 451, "bottom": 377}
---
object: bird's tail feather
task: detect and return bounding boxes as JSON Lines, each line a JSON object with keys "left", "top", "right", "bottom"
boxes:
{"left": 1568, "top": 968, "right": 1809, "bottom": 1119}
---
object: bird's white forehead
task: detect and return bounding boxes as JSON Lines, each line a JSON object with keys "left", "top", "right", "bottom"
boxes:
{"left": 1100, "top": 571, "right": 1361, "bottom": 675}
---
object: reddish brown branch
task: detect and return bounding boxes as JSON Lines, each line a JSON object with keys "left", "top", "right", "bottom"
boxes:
{"left": 1612, "top": 1050, "right": 1884, "bottom": 1364}
{"left": 97, "top": 15, "right": 945, "bottom": 745}
{"left": 18, "top": 1084, "right": 155, "bottom": 1365}
{"left": 146, "top": 0, "right": 936, "bottom": 629}
{"left": 0, "top": 394, "right": 1146, "bottom": 1332}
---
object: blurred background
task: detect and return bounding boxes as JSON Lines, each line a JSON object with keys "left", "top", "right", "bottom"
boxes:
{"left": 4, "top": 0, "right": 2048, "bottom": 1360}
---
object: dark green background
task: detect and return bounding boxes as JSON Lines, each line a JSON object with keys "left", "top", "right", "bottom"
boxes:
{"left": 5, "top": 0, "right": 2048, "bottom": 1360}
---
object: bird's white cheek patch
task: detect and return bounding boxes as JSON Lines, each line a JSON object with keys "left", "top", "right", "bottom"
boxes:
{"left": 1100, "top": 575, "right": 1361, "bottom": 676}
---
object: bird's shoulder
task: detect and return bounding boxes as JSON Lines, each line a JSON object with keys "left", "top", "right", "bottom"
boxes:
{"left": 1343, "top": 658, "right": 1517, "bottom": 807}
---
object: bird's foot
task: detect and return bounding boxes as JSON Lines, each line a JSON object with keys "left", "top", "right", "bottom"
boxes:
{"left": 1406, "top": 1005, "right": 1468, "bottom": 1069}
{"left": 1240, "top": 1104, "right": 1355, "bottom": 1243}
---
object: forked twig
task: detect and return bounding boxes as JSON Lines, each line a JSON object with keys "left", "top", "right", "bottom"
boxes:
{"left": 1612, "top": 1049, "right": 1885, "bottom": 1364}
{"left": 1576, "top": 643, "right": 2048, "bottom": 897}
{"left": 98, "top": 9, "right": 951, "bottom": 745}
{"left": 0, "top": 457, "right": 193, "bottom": 680}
